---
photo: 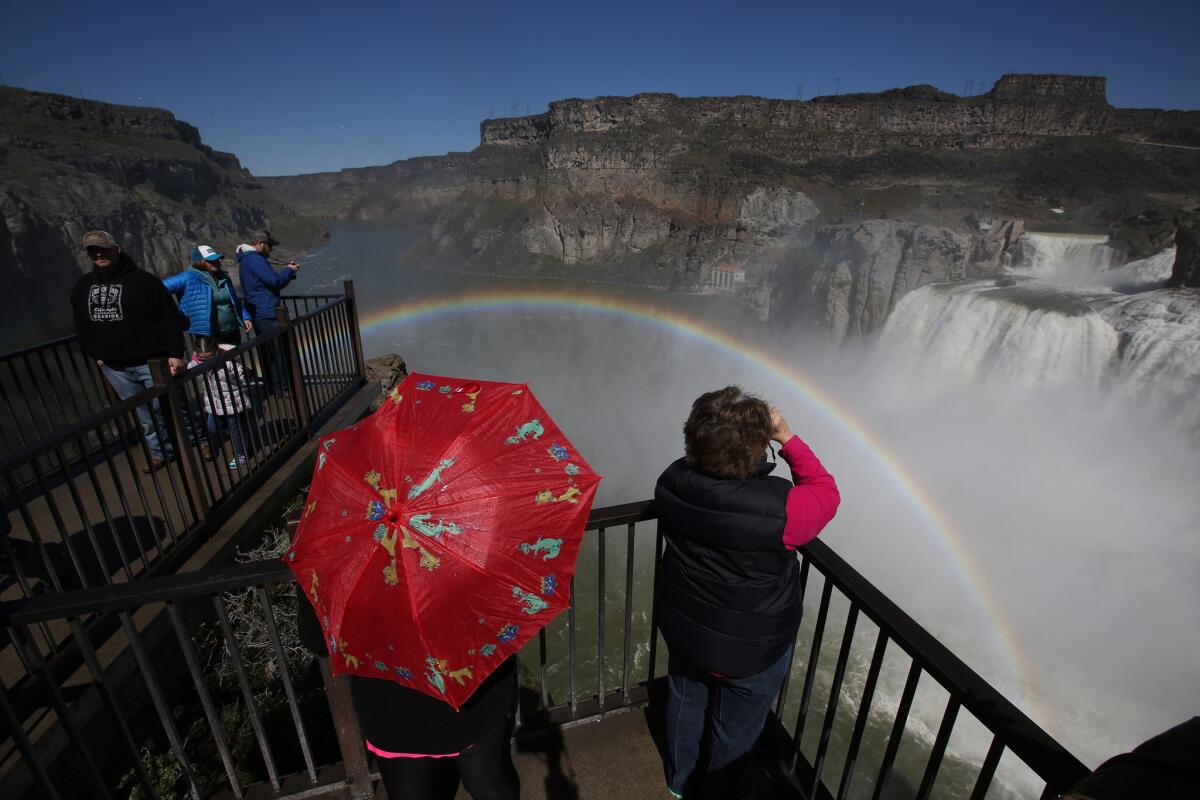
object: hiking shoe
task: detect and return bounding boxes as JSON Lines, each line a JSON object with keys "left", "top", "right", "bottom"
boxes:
{"left": 668, "top": 790, "right": 683, "bottom": 799}
{"left": 228, "top": 457, "right": 248, "bottom": 470}
{"left": 142, "top": 457, "right": 169, "bottom": 474}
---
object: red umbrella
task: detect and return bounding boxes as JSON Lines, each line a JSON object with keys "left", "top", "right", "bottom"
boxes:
{"left": 285, "top": 372, "right": 601, "bottom": 709}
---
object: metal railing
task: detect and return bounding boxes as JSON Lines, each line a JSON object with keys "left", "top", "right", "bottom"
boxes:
{"left": 0, "top": 502, "right": 1090, "bottom": 800}
{"left": 0, "top": 284, "right": 367, "bottom": 616}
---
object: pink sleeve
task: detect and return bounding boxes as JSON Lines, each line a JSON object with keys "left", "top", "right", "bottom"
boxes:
{"left": 779, "top": 435, "right": 840, "bottom": 550}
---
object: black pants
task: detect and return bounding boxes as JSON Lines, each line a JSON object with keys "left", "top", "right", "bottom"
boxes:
{"left": 375, "top": 721, "right": 519, "bottom": 800}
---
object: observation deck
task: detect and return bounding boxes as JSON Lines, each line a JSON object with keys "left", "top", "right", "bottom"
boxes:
{"left": 0, "top": 286, "right": 1088, "bottom": 799}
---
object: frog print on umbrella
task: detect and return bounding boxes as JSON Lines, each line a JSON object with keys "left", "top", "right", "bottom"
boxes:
{"left": 407, "top": 456, "right": 456, "bottom": 500}
{"left": 388, "top": 385, "right": 404, "bottom": 404}
{"left": 547, "top": 443, "right": 569, "bottom": 462}
{"left": 518, "top": 536, "right": 562, "bottom": 560}
{"left": 460, "top": 384, "right": 481, "bottom": 413}
{"left": 497, "top": 624, "right": 519, "bottom": 644}
{"left": 541, "top": 574, "right": 558, "bottom": 596}
{"left": 416, "top": 380, "right": 435, "bottom": 391}
{"left": 409, "top": 513, "right": 463, "bottom": 540}
{"left": 505, "top": 419, "right": 544, "bottom": 445}
{"left": 513, "top": 585, "right": 549, "bottom": 615}
{"left": 535, "top": 486, "right": 581, "bottom": 504}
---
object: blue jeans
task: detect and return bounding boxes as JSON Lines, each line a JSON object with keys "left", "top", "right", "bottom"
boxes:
{"left": 665, "top": 649, "right": 790, "bottom": 798}
{"left": 101, "top": 363, "right": 173, "bottom": 461}
{"left": 206, "top": 413, "right": 247, "bottom": 461}
{"left": 252, "top": 317, "right": 289, "bottom": 395}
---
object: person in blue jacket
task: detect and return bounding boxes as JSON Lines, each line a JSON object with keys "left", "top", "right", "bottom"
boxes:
{"left": 237, "top": 230, "right": 300, "bottom": 393}
{"left": 162, "top": 245, "right": 253, "bottom": 347}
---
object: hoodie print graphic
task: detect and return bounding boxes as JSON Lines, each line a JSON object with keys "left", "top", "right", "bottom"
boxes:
{"left": 88, "top": 284, "right": 125, "bottom": 322}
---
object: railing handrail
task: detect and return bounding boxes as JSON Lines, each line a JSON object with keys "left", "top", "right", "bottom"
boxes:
{"left": 1, "top": 497, "right": 1090, "bottom": 797}
{"left": 801, "top": 536, "right": 1090, "bottom": 784}
{"left": 0, "top": 334, "right": 80, "bottom": 363}
{"left": 0, "top": 295, "right": 352, "bottom": 472}
{"left": 0, "top": 385, "right": 161, "bottom": 472}
{"left": 0, "top": 501, "right": 656, "bottom": 624}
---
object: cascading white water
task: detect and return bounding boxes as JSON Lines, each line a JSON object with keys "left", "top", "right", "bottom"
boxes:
{"left": 1101, "top": 246, "right": 1177, "bottom": 292}
{"left": 876, "top": 279, "right": 1119, "bottom": 392}
{"left": 1011, "top": 232, "right": 1115, "bottom": 283}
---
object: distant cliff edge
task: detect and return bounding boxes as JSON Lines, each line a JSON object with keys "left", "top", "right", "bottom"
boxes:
{"left": 263, "top": 74, "right": 1200, "bottom": 301}
{"left": 0, "top": 86, "right": 324, "bottom": 348}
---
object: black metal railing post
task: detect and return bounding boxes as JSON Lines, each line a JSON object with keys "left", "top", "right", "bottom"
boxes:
{"left": 320, "top": 657, "right": 375, "bottom": 799}
{"left": 149, "top": 358, "right": 206, "bottom": 520}
{"left": 343, "top": 280, "right": 367, "bottom": 380}
{"left": 275, "top": 307, "right": 311, "bottom": 431}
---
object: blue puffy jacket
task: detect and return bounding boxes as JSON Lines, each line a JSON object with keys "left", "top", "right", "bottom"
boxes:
{"left": 237, "top": 249, "right": 296, "bottom": 321}
{"left": 162, "top": 267, "right": 250, "bottom": 337}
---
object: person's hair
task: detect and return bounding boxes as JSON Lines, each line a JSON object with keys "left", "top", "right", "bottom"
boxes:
{"left": 194, "top": 336, "right": 219, "bottom": 356}
{"left": 683, "top": 386, "right": 772, "bottom": 479}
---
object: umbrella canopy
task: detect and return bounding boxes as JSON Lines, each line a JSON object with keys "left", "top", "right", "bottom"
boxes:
{"left": 285, "top": 372, "right": 601, "bottom": 709}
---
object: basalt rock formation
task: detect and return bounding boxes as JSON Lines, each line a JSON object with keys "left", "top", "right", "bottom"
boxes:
{"left": 263, "top": 75, "right": 1200, "bottom": 331}
{"left": 0, "top": 86, "right": 323, "bottom": 348}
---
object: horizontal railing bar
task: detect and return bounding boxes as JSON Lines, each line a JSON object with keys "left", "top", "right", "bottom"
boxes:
{"left": 2, "top": 502, "right": 655, "bottom": 624}
{"left": 0, "top": 388, "right": 160, "bottom": 473}
{"left": 0, "top": 334, "right": 78, "bottom": 362}
{"left": 801, "top": 538, "right": 1089, "bottom": 785}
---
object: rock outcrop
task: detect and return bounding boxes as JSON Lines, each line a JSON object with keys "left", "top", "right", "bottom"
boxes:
{"left": 774, "top": 220, "right": 997, "bottom": 342}
{"left": 0, "top": 86, "right": 323, "bottom": 349}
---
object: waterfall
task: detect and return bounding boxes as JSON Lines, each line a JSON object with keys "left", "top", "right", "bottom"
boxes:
{"left": 1010, "top": 232, "right": 1115, "bottom": 284}
{"left": 877, "top": 279, "right": 1119, "bottom": 391}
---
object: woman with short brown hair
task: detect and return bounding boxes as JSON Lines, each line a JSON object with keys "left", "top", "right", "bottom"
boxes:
{"left": 655, "top": 386, "right": 841, "bottom": 799}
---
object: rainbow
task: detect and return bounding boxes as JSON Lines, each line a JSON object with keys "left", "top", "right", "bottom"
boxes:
{"left": 358, "top": 286, "right": 1037, "bottom": 713}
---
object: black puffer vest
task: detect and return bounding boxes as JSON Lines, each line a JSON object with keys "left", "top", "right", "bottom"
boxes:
{"left": 654, "top": 457, "right": 799, "bottom": 677}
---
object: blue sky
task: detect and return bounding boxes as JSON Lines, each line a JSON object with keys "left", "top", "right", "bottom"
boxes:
{"left": 4, "top": 0, "right": 1198, "bottom": 176}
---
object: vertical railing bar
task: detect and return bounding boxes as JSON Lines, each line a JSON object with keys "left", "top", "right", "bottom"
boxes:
{"left": 166, "top": 602, "right": 244, "bottom": 798}
{"left": 776, "top": 557, "right": 812, "bottom": 718}
{"left": 213, "top": 595, "right": 283, "bottom": 790}
{"left": 0, "top": 360, "right": 33, "bottom": 450}
{"left": 811, "top": 605, "right": 859, "bottom": 797}
{"left": 141, "top": 388, "right": 193, "bottom": 526}
{"left": 7, "top": 469, "right": 69, "bottom": 595}
{"left": 0, "top": 673, "right": 63, "bottom": 800}
{"left": 621, "top": 523, "right": 635, "bottom": 701}
{"left": 14, "top": 355, "right": 51, "bottom": 440}
{"left": 310, "top": 312, "right": 335, "bottom": 411}
{"left": 915, "top": 696, "right": 961, "bottom": 800}
{"left": 538, "top": 627, "right": 549, "bottom": 709}
{"left": 647, "top": 529, "right": 663, "bottom": 680}
{"left": 837, "top": 628, "right": 889, "bottom": 800}
{"left": 57, "top": 442, "right": 130, "bottom": 584}
{"left": 967, "top": 736, "right": 1006, "bottom": 800}
{"left": 8, "top": 624, "right": 113, "bottom": 798}
{"left": 568, "top": 575, "right": 578, "bottom": 718}
{"left": 334, "top": 302, "right": 354, "bottom": 383}
{"left": 117, "top": 610, "right": 203, "bottom": 800}
{"left": 35, "top": 348, "right": 73, "bottom": 435}
{"left": 191, "top": 374, "right": 229, "bottom": 500}
{"left": 255, "top": 587, "right": 318, "bottom": 780}
{"left": 114, "top": 410, "right": 179, "bottom": 548}
{"left": 52, "top": 341, "right": 92, "bottom": 423}
{"left": 871, "top": 660, "right": 923, "bottom": 800}
{"left": 93, "top": 429, "right": 158, "bottom": 569}
{"left": 29, "top": 457, "right": 96, "bottom": 589}
{"left": 597, "top": 527, "right": 606, "bottom": 712}
{"left": 66, "top": 617, "right": 160, "bottom": 800}
{"left": 792, "top": 577, "right": 833, "bottom": 764}
{"left": 0, "top": 516, "right": 54, "bottom": 656}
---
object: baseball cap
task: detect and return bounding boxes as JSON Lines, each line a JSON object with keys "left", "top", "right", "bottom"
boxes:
{"left": 191, "top": 245, "right": 223, "bottom": 262}
{"left": 83, "top": 230, "right": 118, "bottom": 249}
{"left": 248, "top": 229, "right": 280, "bottom": 246}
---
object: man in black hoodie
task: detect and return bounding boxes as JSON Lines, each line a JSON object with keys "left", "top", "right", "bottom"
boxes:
{"left": 70, "top": 230, "right": 186, "bottom": 471}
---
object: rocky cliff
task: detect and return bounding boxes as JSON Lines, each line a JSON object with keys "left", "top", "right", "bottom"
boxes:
{"left": 263, "top": 74, "right": 1200, "bottom": 335}
{"left": 0, "top": 86, "right": 324, "bottom": 348}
